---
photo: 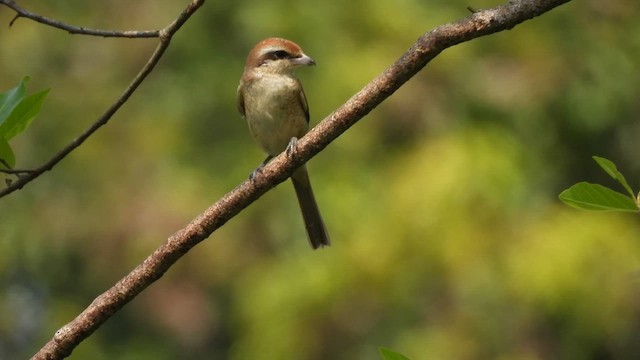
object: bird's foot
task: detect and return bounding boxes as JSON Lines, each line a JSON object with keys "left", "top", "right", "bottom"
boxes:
{"left": 249, "top": 166, "right": 262, "bottom": 183}
{"left": 286, "top": 137, "right": 299, "bottom": 158}
{"left": 249, "top": 155, "right": 274, "bottom": 183}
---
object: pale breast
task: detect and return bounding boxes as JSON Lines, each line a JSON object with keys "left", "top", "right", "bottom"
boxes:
{"left": 243, "top": 74, "right": 309, "bottom": 155}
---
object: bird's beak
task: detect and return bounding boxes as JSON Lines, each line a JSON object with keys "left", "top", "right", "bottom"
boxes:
{"left": 292, "top": 53, "right": 316, "bottom": 66}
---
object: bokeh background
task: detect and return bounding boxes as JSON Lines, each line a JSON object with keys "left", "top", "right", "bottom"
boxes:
{"left": 2, "top": 0, "right": 640, "bottom": 359}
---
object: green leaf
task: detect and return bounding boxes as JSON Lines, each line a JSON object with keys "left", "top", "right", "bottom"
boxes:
{"left": 0, "top": 137, "right": 16, "bottom": 169}
{"left": 593, "top": 156, "right": 635, "bottom": 198}
{"left": 559, "top": 182, "right": 638, "bottom": 212}
{"left": 0, "top": 88, "right": 50, "bottom": 140}
{"left": 379, "top": 347, "right": 411, "bottom": 360}
{"left": 0, "top": 76, "right": 30, "bottom": 127}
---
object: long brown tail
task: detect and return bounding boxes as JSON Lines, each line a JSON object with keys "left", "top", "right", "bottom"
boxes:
{"left": 290, "top": 166, "right": 330, "bottom": 249}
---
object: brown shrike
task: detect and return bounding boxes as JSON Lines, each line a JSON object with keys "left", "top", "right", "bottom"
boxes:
{"left": 237, "top": 38, "right": 330, "bottom": 249}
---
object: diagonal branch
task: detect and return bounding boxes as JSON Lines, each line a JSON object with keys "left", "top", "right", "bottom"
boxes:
{"left": 0, "top": 0, "right": 206, "bottom": 199}
{"left": 31, "top": 0, "right": 571, "bottom": 358}
{"left": 0, "top": 0, "right": 159, "bottom": 37}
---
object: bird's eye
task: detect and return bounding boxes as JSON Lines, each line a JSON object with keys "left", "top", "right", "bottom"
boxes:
{"left": 273, "top": 50, "right": 289, "bottom": 59}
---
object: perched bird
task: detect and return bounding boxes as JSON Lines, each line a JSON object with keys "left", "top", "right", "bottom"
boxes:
{"left": 237, "top": 37, "right": 330, "bottom": 249}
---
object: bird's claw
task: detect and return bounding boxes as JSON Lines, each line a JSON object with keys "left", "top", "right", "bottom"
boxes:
{"left": 286, "top": 137, "right": 299, "bottom": 158}
{"left": 249, "top": 166, "right": 263, "bottom": 183}
{"left": 249, "top": 155, "right": 274, "bottom": 183}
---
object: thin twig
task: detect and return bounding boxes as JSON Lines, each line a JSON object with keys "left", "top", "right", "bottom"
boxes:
{"left": 0, "top": 159, "right": 35, "bottom": 174}
{"left": 0, "top": 0, "right": 205, "bottom": 199}
{"left": 0, "top": 0, "right": 159, "bottom": 38}
{"left": 0, "top": 168, "right": 35, "bottom": 175}
{"left": 31, "top": 0, "right": 571, "bottom": 359}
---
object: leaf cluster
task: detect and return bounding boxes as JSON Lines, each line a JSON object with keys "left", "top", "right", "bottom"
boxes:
{"left": 560, "top": 156, "right": 639, "bottom": 212}
{"left": 0, "top": 76, "right": 49, "bottom": 170}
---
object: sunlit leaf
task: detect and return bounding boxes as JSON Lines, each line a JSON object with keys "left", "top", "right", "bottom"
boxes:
{"left": 0, "top": 88, "right": 50, "bottom": 140}
{"left": 559, "top": 182, "right": 638, "bottom": 212}
{"left": 593, "top": 156, "right": 634, "bottom": 198}
{"left": 0, "top": 76, "right": 30, "bottom": 127}
{"left": 379, "top": 347, "right": 411, "bottom": 360}
{"left": 0, "top": 137, "right": 15, "bottom": 169}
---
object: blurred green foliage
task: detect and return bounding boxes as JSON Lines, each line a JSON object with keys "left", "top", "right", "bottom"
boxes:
{"left": 1, "top": 0, "right": 640, "bottom": 359}
{"left": 380, "top": 347, "right": 411, "bottom": 360}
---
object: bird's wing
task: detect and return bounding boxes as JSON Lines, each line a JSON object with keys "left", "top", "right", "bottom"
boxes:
{"left": 297, "top": 81, "right": 310, "bottom": 124}
{"left": 236, "top": 82, "right": 246, "bottom": 118}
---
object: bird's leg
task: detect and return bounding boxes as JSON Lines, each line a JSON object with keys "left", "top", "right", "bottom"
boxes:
{"left": 286, "top": 137, "right": 299, "bottom": 158}
{"left": 249, "top": 155, "right": 274, "bottom": 183}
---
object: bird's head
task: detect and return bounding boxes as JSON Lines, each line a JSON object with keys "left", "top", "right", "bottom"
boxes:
{"left": 244, "top": 37, "right": 315, "bottom": 74}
